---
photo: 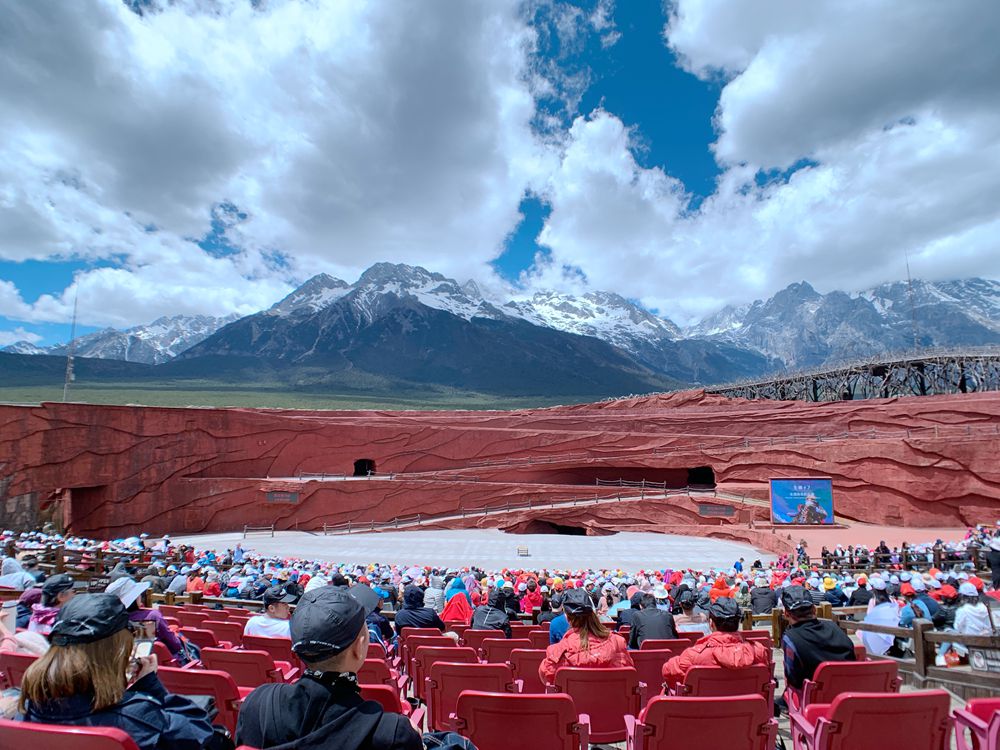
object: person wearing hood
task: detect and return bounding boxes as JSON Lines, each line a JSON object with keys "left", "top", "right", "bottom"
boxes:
{"left": 749, "top": 578, "right": 777, "bottom": 614}
{"left": 779, "top": 586, "right": 855, "bottom": 701}
{"left": 393, "top": 585, "right": 445, "bottom": 636}
{"left": 422, "top": 575, "right": 446, "bottom": 614}
{"left": 539, "top": 588, "right": 632, "bottom": 685}
{"left": 28, "top": 574, "right": 76, "bottom": 636}
{"left": 236, "top": 585, "right": 421, "bottom": 750}
{"left": 988, "top": 537, "right": 1000, "bottom": 590}
{"left": 444, "top": 576, "right": 472, "bottom": 606}
{"left": 470, "top": 588, "right": 512, "bottom": 638}
{"left": 0, "top": 557, "right": 38, "bottom": 590}
{"left": 108, "top": 562, "right": 131, "bottom": 583}
{"left": 629, "top": 592, "right": 678, "bottom": 649}
{"left": 708, "top": 576, "right": 734, "bottom": 603}
{"left": 18, "top": 593, "right": 216, "bottom": 750}
{"left": 615, "top": 591, "right": 643, "bottom": 628}
{"left": 16, "top": 588, "right": 42, "bottom": 630}
{"left": 662, "top": 598, "right": 769, "bottom": 688}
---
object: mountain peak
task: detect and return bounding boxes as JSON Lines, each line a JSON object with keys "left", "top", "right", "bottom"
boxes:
{"left": 270, "top": 273, "right": 351, "bottom": 316}
{"left": 356, "top": 262, "right": 444, "bottom": 287}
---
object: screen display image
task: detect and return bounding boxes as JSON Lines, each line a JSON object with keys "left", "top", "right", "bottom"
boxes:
{"left": 769, "top": 477, "right": 834, "bottom": 525}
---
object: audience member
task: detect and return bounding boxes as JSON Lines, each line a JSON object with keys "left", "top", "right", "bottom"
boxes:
{"left": 628, "top": 593, "right": 678, "bottom": 649}
{"left": 780, "top": 586, "right": 855, "bottom": 701}
{"left": 244, "top": 586, "right": 296, "bottom": 638}
{"left": 28, "top": 573, "right": 76, "bottom": 636}
{"left": 393, "top": 585, "right": 446, "bottom": 636}
{"left": 539, "top": 588, "right": 633, "bottom": 684}
{"left": 470, "top": 588, "right": 512, "bottom": 638}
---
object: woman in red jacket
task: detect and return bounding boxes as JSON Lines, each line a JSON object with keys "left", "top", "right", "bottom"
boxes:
{"left": 539, "top": 588, "right": 633, "bottom": 685}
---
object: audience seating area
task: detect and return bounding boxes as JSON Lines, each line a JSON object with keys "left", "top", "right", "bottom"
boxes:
{"left": 4, "top": 599, "right": 998, "bottom": 750}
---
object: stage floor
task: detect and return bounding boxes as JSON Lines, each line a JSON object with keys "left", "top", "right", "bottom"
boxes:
{"left": 171, "top": 529, "right": 775, "bottom": 571}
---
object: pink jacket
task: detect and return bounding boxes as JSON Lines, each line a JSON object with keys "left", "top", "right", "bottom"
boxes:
{"left": 539, "top": 630, "right": 633, "bottom": 685}
{"left": 662, "top": 631, "right": 770, "bottom": 687}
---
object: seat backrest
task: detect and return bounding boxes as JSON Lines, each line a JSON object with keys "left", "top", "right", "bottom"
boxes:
{"left": 404, "top": 635, "right": 455, "bottom": 676}
{"left": 0, "top": 718, "right": 140, "bottom": 750}
{"left": 202, "top": 609, "right": 229, "bottom": 620}
{"left": 507, "top": 648, "right": 548, "bottom": 694}
{"left": 176, "top": 610, "right": 210, "bottom": 627}
{"left": 554, "top": 666, "right": 641, "bottom": 744}
{"left": 740, "top": 631, "right": 774, "bottom": 650}
{"left": 201, "top": 648, "right": 279, "bottom": 688}
{"left": 805, "top": 661, "right": 899, "bottom": 706}
{"left": 463, "top": 628, "right": 505, "bottom": 651}
{"left": 367, "top": 642, "right": 388, "bottom": 661}
{"left": 358, "top": 658, "right": 395, "bottom": 688}
{"left": 157, "top": 604, "right": 182, "bottom": 618}
{"left": 399, "top": 626, "right": 443, "bottom": 642}
{"left": 158, "top": 666, "right": 241, "bottom": 734}
{"left": 509, "top": 623, "right": 535, "bottom": 638}
{"left": 413, "top": 646, "right": 478, "bottom": 701}
{"left": 815, "top": 691, "right": 951, "bottom": 750}
{"left": 0, "top": 651, "right": 39, "bottom": 688}
{"left": 638, "top": 695, "right": 773, "bottom": 750}
{"left": 179, "top": 626, "right": 220, "bottom": 649}
{"left": 482, "top": 638, "right": 532, "bottom": 663}
{"left": 639, "top": 639, "right": 690, "bottom": 656}
{"left": 241, "top": 634, "right": 299, "bottom": 667}
{"left": 630, "top": 649, "right": 674, "bottom": 696}
{"left": 529, "top": 630, "right": 550, "bottom": 649}
{"left": 202, "top": 620, "right": 244, "bottom": 647}
{"left": 682, "top": 664, "right": 772, "bottom": 714}
{"left": 452, "top": 691, "right": 584, "bottom": 750}
{"left": 360, "top": 683, "right": 406, "bottom": 714}
{"left": 675, "top": 632, "right": 701, "bottom": 644}
{"left": 966, "top": 697, "right": 1000, "bottom": 723}
{"left": 426, "top": 662, "right": 515, "bottom": 732}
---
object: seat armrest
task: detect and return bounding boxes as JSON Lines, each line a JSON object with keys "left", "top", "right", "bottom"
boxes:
{"left": 544, "top": 683, "right": 558, "bottom": 694}
{"left": 280, "top": 667, "right": 300, "bottom": 683}
{"left": 396, "top": 673, "right": 409, "bottom": 693}
{"left": 788, "top": 708, "right": 816, "bottom": 744}
{"left": 953, "top": 709, "right": 988, "bottom": 750}
{"left": 575, "top": 714, "right": 590, "bottom": 749}
{"left": 181, "top": 659, "right": 202, "bottom": 670}
{"left": 624, "top": 714, "right": 642, "bottom": 750}
{"left": 510, "top": 679, "right": 523, "bottom": 693}
{"left": 409, "top": 705, "right": 426, "bottom": 733}
{"left": 636, "top": 680, "right": 647, "bottom": 708}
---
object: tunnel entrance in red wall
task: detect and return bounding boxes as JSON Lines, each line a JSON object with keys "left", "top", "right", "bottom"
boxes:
{"left": 508, "top": 466, "right": 715, "bottom": 489}
{"left": 353, "top": 458, "right": 377, "bottom": 477}
{"left": 513, "top": 520, "right": 615, "bottom": 536}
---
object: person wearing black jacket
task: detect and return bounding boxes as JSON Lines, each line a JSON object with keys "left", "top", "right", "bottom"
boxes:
{"left": 847, "top": 576, "right": 874, "bottom": 607}
{"left": 628, "top": 594, "right": 678, "bottom": 649}
{"left": 616, "top": 592, "right": 644, "bottom": 628}
{"left": 470, "top": 588, "right": 512, "bottom": 638}
{"left": 988, "top": 538, "right": 1000, "bottom": 589}
{"left": 749, "top": 579, "right": 778, "bottom": 614}
{"left": 237, "top": 585, "right": 421, "bottom": 750}
{"left": 393, "top": 586, "right": 445, "bottom": 637}
{"left": 780, "top": 586, "right": 855, "bottom": 697}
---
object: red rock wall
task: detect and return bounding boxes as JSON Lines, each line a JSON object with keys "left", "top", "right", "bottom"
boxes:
{"left": 1, "top": 390, "right": 998, "bottom": 537}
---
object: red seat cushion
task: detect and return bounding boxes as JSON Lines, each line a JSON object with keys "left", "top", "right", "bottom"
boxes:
{"left": 802, "top": 702, "right": 832, "bottom": 725}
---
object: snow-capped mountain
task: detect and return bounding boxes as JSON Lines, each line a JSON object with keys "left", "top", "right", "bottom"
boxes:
{"left": 1, "top": 340, "right": 46, "bottom": 355}
{"left": 688, "top": 278, "right": 1000, "bottom": 369}
{"left": 269, "top": 273, "right": 351, "bottom": 316}
{"left": 42, "top": 314, "right": 241, "bottom": 365}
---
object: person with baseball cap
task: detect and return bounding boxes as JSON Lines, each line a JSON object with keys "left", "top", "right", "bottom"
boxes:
{"left": 19, "top": 593, "right": 216, "bottom": 749}
{"left": 243, "top": 586, "right": 297, "bottom": 639}
{"left": 539, "top": 588, "right": 633, "bottom": 685}
{"left": 779, "top": 585, "right": 855, "bottom": 703}
{"left": 662, "top": 597, "right": 769, "bottom": 688}
{"left": 236, "top": 584, "right": 421, "bottom": 750}
{"left": 28, "top": 573, "right": 77, "bottom": 636}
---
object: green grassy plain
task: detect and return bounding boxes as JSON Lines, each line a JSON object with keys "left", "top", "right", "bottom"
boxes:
{"left": 0, "top": 380, "right": 581, "bottom": 411}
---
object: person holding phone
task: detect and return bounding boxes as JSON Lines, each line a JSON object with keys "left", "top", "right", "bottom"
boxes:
{"left": 18, "top": 593, "right": 218, "bottom": 750}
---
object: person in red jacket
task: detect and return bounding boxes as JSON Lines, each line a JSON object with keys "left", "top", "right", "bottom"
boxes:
{"left": 663, "top": 597, "right": 770, "bottom": 688}
{"left": 539, "top": 588, "right": 633, "bottom": 685}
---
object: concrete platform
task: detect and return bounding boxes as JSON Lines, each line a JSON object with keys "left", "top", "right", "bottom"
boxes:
{"left": 172, "top": 529, "right": 775, "bottom": 571}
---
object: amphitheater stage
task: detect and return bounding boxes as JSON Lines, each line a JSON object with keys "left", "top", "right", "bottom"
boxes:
{"left": 171, "top": 529, "right": 776, "bottom": 571}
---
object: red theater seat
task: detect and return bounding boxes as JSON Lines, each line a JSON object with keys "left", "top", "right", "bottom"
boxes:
{"left": 200, "top": 648, "right": 298, "bottom": 689}
{"left": 202, "top": 620, "right": 244, "bottom": 647}
{"left": 461, "top": 628, "right": 505, "bottom": 652}
{"left": 528, "top": 630, "right": 550, "bottom": 649}
{"left": 425, "top": 661, "right": 517, "bottom": 732}
{"left": 639, "top": 638, "right": 691, "bottom": 656}
{"left": 0, "top": 719, "right": 139, "bottom": 750}
{"left": 0, "top": 650, "right": 38, "bottom": 689}
{"left": 452, "top": 691, "right": 590, "bottom": 750}
{"left": 789, "top": 691, "right": 951, "bottom": 750}
{"left": 551, "top": 666, "right": 643, "bottom": 744}
{"left": 240, "top": 634, "right": 301, "bottom": 670}
{"left": 507, "top": 648, "right": 547, "bottom": 694}
{"left": 357, "top": 658, "right": 409, "bottom": 697}
{"left": 629, "top": 649, "right": 675, "bottom": 698}
{"left": 674, "top": 665, "right": 774, "bottom": 716}
{"left": 797, "top": 660, "right": 899, "bottom": 712}
{"left": 954, "top": 697, "right": 1000, "bottom": 750}
{"left": 360, "top": 684, "right": 426, "bottom": 731}
{"left": 412, "top": 646, "right": 478, "bottom": 702}
{"left": 481, "top": 637, "right": 532, "bottom": 663}
{"left": 627, "top": 694, "right": 777, "bottom": 750}
{"left": 158, "top": 666, "right": 244, "bottom": 734}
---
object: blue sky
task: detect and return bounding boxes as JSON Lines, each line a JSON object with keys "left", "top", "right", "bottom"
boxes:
{"left": 2, "top": 0, "right": 999, "bottom": 348}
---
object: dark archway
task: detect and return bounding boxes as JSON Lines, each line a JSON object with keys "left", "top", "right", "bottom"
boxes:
{"left": 686, "top": 465, "right": 716, "bottom": 488}
{"left": 353, "top": 458, "right": 376, "bottom": 477}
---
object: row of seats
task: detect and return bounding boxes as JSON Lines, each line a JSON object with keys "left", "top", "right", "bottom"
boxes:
{"left": 0, "top": 690, "right": 983, "bottom": 750}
